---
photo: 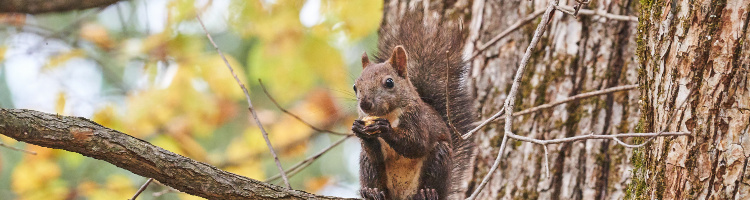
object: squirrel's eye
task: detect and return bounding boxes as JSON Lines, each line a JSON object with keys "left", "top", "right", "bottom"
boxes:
{"left": 353, "top": 84, "right": 357, "bottom": 93}
{"left": 384, "top": 78, "right": 394, "bottom": 88}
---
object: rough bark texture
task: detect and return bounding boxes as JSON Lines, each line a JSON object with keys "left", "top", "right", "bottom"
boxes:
{"left": 629, "top": 0, "right": 750, "bottom": 199}
{"left": 0, "top": 0, "right": 124, "bottom": 14}
{"left": 0, "top": 109, "right": 353, "bottom": 200}
{"left": 464, "top": 0, "right": 643, "bottom": 199}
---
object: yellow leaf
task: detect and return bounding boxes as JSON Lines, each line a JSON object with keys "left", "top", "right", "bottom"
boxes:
{"left": 325, "top": 0, "right": 383, "bottom": 40}
{"left": 179, "top": 193, "right": 208, "bottom": 200}
{"left": 197, "top": 55, "right": 246, "bottom": 101}
{"left": 267, "top": 89, "right": 339, "bottom": 156}
{"left": 55, "top": 92, "right": 65, "bottom": 114}
{"left": 44, "top": 49, "right": 85, "bottom": 70}
{"left": 92, "top": 104, "right": 123, "bottom": 132}
{"left": 77, "top": 175, "right": 136, "bottom": 200}
{"left": 0, "top": 46, "right": 6, "bottom": 61}
{"left": 305, "top": 176, "right": 331, "bottom": 193}
{"left": 104, "top": 175, "right": 137, "bottom": 199}
{"left": 12, "top": 158, "right": 67, "bottom": 199}
{"left": 152, "top": 135, "right": 185, "bottom": 156}
{"left": 80, "top": 23, "right": 114, "bottom": 49}
{"left": 0, "top": 135, "right": 16, "bottom": 145}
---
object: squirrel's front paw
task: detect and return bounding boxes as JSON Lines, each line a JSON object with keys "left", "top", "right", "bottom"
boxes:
{"left": 353, "top": 118, "right": 392, "bottom": 139}
{"left": 360, "top": 188, "right": 386, "bottom": 200}
{"left": 352, "top": 120, "right": 378, "bottom": 139}
{"left": 413, "top": 189, "right": 438, "bottom": 200}
{"left": 366, "top": 118, "right": 391, "bottom": 133}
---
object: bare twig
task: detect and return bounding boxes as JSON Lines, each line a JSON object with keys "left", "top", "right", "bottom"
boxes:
{"left": 129, "top": 178, "right": 153, "bottom": 200}
{"left": 152, "top": 187, "right": 179, "bottom": 197}
{"left": 467, "top": 0, "right": 558, "bottom": 198}
{"left": 622, "top": 89, "right": 693, "bottom": 147}
{"left": 266, "top": 135, "right": 352, "bottom": 182}
{"left": 258, "top": 80, "right": 351, "bottom": 136}
{"left": 463, "top": 84, "right": 637, "bottom": 139}
{"left": 553, "top": 5, "right": 578, "bottom": 16}
{"left": 542, "top": 145, "right": 550, "bottom": 178}
{"left": 555, "top": 5, "right": 638, "bottom": 22}
{"left": 470, "top": 9, "right": 546, "bottom": 60}
{"left": 507, "top": 132, "right": 691, "bottom": 145}
{"left": 0, "top": 141, "right": 37, "bottom": 155}
{"left": 500, "top": 84, "right": 638, "bottom": 120}
{"left": 195, "top": 15, "right": 291, "bottom": 189}
{"left": 462, "top": 107, "right": 504, "bottom": 139}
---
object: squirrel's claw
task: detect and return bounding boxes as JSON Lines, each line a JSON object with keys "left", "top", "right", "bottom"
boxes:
{"left": 360, "top": 188, "right": 386, "bottom": 200}
{"left": 352, "top": 120, "right": 378, "bottom": 139}
{"left": 413, "top": 189, "right": 438, "bottom": 200}
{"left": 353, "top": 119, "right": 392, "bottom": 139}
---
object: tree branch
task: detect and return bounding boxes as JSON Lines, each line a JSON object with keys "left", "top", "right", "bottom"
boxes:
{"left": 0, "top": 108, "right": 353, "bottom": 200}
{"left": 0, "top": 0, "right": 123, "bottom": 14}
{"left": 196, "top": 14, "right": 291, "bottom": 188}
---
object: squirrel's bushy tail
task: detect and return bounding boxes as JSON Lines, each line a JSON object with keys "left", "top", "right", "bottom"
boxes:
{"left": 375, "top": 14, "right": 477, "bottom": 198}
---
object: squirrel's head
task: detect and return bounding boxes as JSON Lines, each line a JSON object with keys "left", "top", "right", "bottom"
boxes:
{"left": 354, "top": 46, "right": 416, "bottom": 117}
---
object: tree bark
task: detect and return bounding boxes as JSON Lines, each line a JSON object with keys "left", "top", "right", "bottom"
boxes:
{"left": 0, "top": 0, "right": 124, "bottom": 14}
{"left": 632, "top": 0, "right": 750, "bottom": 199}
{"left": 0, "top": 109, "right": 353, "bottom": 200}
{"left": 463, "top": 0, "right": 644, "bottom": 198}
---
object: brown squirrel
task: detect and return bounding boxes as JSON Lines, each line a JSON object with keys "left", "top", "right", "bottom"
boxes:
{"left": 351, "top": 15, "right": 476, "bottom": 200}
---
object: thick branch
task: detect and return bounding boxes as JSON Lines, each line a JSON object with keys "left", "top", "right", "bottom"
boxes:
{"left": 0, "top": 108, "right": 353, "bottom": 200}
{"left": 0, "top": 0, "right": 123, "bottom": 14}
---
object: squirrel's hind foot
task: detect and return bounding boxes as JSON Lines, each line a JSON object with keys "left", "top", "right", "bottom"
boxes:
{"left": 360, "top": 188, "right": 387, "bottom": 200}
{"left": 413, "top": 189, "right": 438, "bottom": 200}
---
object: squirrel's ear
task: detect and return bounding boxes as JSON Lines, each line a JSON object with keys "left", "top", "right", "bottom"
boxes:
{"left": 361, "top": 52, "right": 370, "bottom": 69}
{"left": 388, "top": 46, "right": 408, "bottom": 77}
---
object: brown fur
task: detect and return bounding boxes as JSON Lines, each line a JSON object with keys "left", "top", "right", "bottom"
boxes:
{"left": 353, "top": 13, "right": 475, "bottom": 200}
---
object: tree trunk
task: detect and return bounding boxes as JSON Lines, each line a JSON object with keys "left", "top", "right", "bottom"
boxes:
{"left": 378, "top": 0, "right": 744, "bottom": 199}
{"left": 632, "top": 0, "right": 750, "bottom": 199}
{"left": 465, "top": 0, "right": 642, "bottom": 199}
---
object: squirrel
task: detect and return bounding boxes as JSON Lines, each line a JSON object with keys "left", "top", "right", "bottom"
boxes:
{"left": 351, "top": 14, "right": 476, "bottom": 200}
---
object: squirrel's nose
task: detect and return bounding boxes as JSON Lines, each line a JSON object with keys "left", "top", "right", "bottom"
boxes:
{"left": 360, "top": 100, "right": 373, "bottom": 112}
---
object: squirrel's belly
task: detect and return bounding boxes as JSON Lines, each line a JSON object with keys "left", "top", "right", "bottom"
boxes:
{"left": 378, "top": 138, "right": 424, "bottom": 199}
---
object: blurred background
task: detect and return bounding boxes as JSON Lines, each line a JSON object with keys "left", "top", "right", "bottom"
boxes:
{"left": 0, "top": 0, "right": 382, "bottom": 199}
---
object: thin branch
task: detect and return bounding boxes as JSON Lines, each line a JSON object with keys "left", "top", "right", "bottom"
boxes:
{"left": 470, "top": 9, "right": 546, "bottom": 60}
{"left": 468, "top": 134, "right": 509, "bottom": 200}
{"left": 553, "top": 5, "right": 578, "bottom": 16}
{"left": 152, "top": 187, "right": 179, "bottom": 197}
{"left": 195, "top": 14, "right": 291, "bottom": 189}
{"left": 622, "top": 89, "right": 694, "bottom": 148}
{"left": 129, "top": 178, "right": 153, "bottom": 200}
{"left": 0, "top": 141, "right": 37, "bottom": 155}
{"left": 258, "top": 80, "right": 351, "bottom": 136}
{"left": 467, "top": 0, "right": 557, "bottom": 198}
{"left": 555, "top": 5, "right": 638, "bottom": 22}
{"left": 463, "top": 84, "right": 637, "bottom": 139}
{"left": 542, "top": 145, "right": 550, "bottom": 178}
{"left": 462, "top": 107, "right": 504, "bottom": 139}
{"left": 506, "top": 84, "right": 637, "bottom": 119}
{"left": 265, "top": 135, "right": 352, "bottom": 182}
{"left": 506, "top": 132, "right": 691, "bottom": 145}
